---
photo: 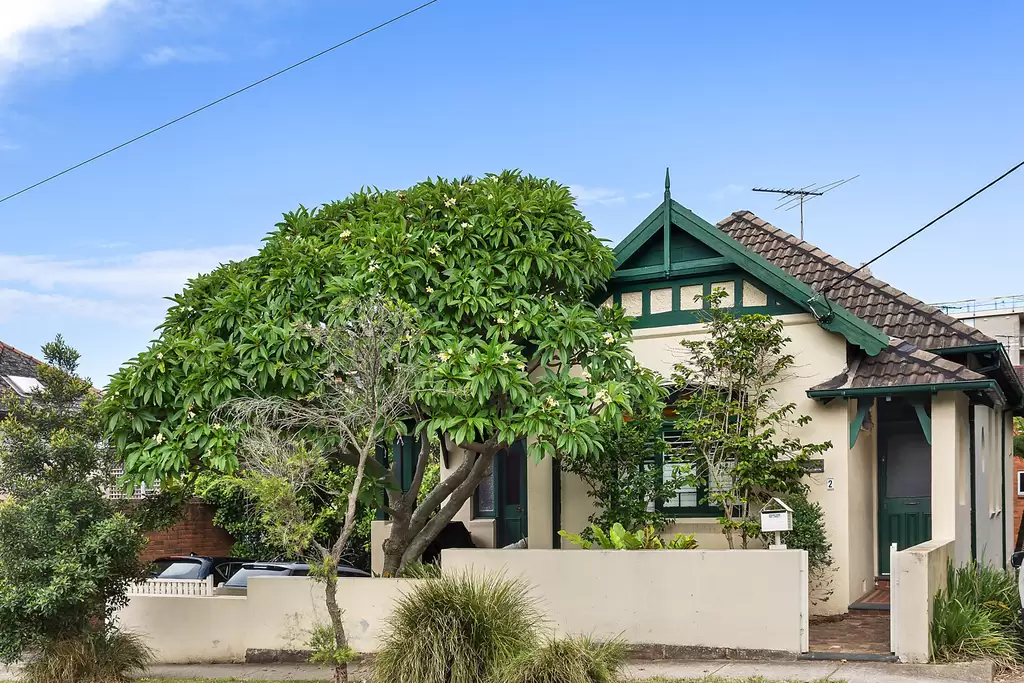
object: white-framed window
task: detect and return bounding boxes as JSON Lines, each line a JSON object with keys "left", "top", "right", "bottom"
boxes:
{"left": 1017, "top": 470, "right": 1024, "bottom": 497}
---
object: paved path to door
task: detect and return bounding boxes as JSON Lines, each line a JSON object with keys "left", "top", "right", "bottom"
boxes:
{"left": 810, "top": 611, "right": 892, "bottom": 654}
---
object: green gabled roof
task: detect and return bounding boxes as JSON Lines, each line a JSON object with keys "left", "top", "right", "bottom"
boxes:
{"left": 611, "top": 197, "right": 889, "bottom": 357}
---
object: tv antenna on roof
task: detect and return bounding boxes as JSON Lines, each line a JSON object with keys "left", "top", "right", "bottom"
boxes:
{"left": 751, "top": 176, "right": 859, "bottom": 240}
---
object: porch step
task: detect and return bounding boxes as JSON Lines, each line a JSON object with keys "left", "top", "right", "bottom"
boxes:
{"left": 849, "top": 582, "right": 891, "bottom": 611}
{"left": 800, "top": 652, "right": 898, "bottom": 662}
{"left": 849, "top": 602, "right": 890, "bottom": 612}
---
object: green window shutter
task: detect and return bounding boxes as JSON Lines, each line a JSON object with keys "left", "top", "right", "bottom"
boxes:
{"left": 652, "top": 427, "right": 724, "bottom": 518}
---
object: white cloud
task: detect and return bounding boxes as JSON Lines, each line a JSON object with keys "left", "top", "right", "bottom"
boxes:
{"left": 143, "top": 44, "right": 225, "bottom": 65}
{"left": 0, "top": 244, "right": 256, "bottom": 299}
{"left": 633, "top": 192, "right": 654, "bottom": 200}
{"left": 569, "top": 185, "right": 626, "bottom": 207}
{"left": 710, "top": 183, "right": 746, "bottom": 202}
{"left": 0, "top": 288, "right": 161, "bottom": 325}
{"left": 0, "top": 0, "right": 125, "bottom": 79}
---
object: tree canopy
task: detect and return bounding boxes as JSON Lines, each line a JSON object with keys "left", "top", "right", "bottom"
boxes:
{"left": 105, "top": 171, "right": 662, "bottom": 494}
{"left": 0, "top": 337, "right": 147, "bottom": 664}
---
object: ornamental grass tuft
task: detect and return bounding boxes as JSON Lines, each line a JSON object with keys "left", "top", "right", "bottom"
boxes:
{"left": 371, "top": 571, "right": 540, "bottom": 683}
{"left": 490, "top": 636, "right": 627, "bottom": 683}
{"left": 930, "top": 561, "right": 1022, "bottom": 668}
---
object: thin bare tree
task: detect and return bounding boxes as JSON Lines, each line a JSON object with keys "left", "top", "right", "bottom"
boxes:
{"left": 220, "top": 300, "right": 418, "bottom": 683}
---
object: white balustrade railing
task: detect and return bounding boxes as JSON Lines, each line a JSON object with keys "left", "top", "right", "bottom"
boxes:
{"left": 127, "top": 575, "right": 215, "bottom": 597}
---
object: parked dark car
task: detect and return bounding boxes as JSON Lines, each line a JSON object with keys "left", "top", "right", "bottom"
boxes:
{"left": 149, "top": 555, "right": 252, "bottom": 585}
{"left": 215, "top": 561, "right": 370, "bottom": 596}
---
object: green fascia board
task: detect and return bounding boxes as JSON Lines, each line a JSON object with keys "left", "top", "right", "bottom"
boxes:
{"left": 611, "top": 257, "right": 732, "bottom": 283}
{"left": 807, "top": 380, "right": 997, "bottom": 399}
{"left": 666, "top": 202, "right": 889, "bottom": 356}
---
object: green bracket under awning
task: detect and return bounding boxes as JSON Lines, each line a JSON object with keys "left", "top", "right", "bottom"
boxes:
{"left": 908, "top": 396, "right": 932, "bottom": 444}
{"left": 849, "top": 397, "right": 873, "bottom": 449}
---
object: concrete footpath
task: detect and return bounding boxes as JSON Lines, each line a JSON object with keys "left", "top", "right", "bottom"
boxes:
{"left": 0, "top": 659, "right": 999, "bottom": 682}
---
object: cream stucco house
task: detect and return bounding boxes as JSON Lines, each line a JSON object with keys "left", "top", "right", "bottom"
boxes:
{"left": 372, "top": 181, "right": 1023, "bottom": 616}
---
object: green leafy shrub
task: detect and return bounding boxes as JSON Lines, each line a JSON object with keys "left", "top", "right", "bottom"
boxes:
{"left": 21, "top": 627, "right": 152, "bottom": 683}
{"left": 761, "top": 495, "right": 834, "bottom": 604}
{"left": 372, "top": 572, "right": 540, "bottom": 683}
{"left": 491, "top": 636, "right": 626, "bottom": 683}
{"left": 672, "top": 292, "right": 830, "bottom": 548}
{"left": 559, "top": 523, "right": 697, "bottom": 550}
{"left": 0, "top": 338, "right": 148, "bottom": 667}
{"left": 559, "top": 414, "right": 681, "bottom": 534}
{"left": 308, "top": 624, "right": 356, "bottom": 669}
{"left": 931, "top": 562, "right": 1022, "bottom": 667}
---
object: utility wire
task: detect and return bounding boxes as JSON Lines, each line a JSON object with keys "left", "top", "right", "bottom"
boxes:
{"left": 0, "top": 0, "right": 440, "bottom": 206}
{"left": 821, "top": 159, "right": 1024, "bottom": 295}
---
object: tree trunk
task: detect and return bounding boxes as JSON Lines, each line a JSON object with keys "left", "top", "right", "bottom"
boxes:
{"left": 324, "top": 573, "right": 349, "bottom": 683}
{"left": 381, "top": 513, "right": 410, "bottom": 577}
{"left": 399, "top": 451, "right": 494, "bottom": 568}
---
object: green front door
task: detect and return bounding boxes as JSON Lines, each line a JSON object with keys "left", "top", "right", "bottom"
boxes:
{"left": 496, "top": 441, "right": 528, "bottom": 547}
{"left": 878, "top": 424, "right": 932, "bottom": 573}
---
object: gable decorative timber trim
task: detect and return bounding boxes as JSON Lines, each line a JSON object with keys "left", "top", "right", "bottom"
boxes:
{"left": 610, "top": 198, "right": 889, "bottom": 356}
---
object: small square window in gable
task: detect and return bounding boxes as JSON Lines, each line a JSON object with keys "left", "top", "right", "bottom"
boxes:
{"left": 650, "top": 288, "right": 673, "bottom": 314}
{"left": 621, "top": 291, "right": 643, "bottom": 316}
{"left": 742, "top": 280, "right": 768, "bottom": 307}
{"left": 710, "top": 281, "right": 735, "bottom": 307}
{"left": 679, "top": 284, "right": 703, "bottom": 311}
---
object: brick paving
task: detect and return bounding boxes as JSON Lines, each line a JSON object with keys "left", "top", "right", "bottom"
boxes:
{"left": 809, "top": 610, "right": 891, "bottom": 655}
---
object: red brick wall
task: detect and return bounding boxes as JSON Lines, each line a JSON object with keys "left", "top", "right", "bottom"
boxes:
{"left": 142, "top": 501, "right": 235, "bottom": 561}
{"left": 1014, "top": 456, "right": 1024, "bottom": 551}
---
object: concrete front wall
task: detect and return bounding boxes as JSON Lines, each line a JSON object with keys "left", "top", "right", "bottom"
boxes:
{"left": 932, "top": 393, "right": 972, "bottom": 564}
{"left": 116, "top": 594, "right": 248, "bottom": 663}
{"left": 442, "top": 548, "right": 809, "bottom": 654}
{"left": 116, "top": 577, "right": 416, "bottom": 663}
{"left": 972, "top": 404, "right": 1010, "bottom": 567}
{"left": 244, "top": 577, "right": 410, "bottom": 653}
{"left": 892, "top": 538, "right": 954, "bottom": 663}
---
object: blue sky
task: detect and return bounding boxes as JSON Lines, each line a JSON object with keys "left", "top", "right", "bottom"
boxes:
{"left": 1, "top": 0, "right": 1022, "bottom": 383}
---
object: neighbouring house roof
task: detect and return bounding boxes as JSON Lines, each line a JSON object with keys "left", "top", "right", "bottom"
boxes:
{"left": 717, "top": 211, "right": 995, "bottom": 350}
{"left": 0, "top": 342, "right": 43, "bottom": 415}
{"left": 808, "top": 339, "right": 999, "bottom": 399}
{"left": 0, "top": 341, "right": 42, "bottom": 379}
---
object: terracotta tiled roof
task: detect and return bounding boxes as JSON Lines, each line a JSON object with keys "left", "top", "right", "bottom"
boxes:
{"left": 810, "top": 339, "right": 990, "bottom": 393}
{"left": 717, "top": 211, "right": 994, "bottom": 350}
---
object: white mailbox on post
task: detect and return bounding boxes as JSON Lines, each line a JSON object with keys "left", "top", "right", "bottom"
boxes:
{"left": 760, "top": 497, "right": 793, "bottom": 549}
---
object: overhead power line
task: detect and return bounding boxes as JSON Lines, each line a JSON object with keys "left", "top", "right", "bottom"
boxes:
{"left": 821, "top": 159, "right": 1024, "bottom": 295}
{"left": 0, "top": 0, "right": 440, "bottom": 207}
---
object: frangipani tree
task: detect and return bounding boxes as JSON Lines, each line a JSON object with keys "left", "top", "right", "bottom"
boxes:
{"left": 104, "top": 171, "right": 662, "bottom": 574}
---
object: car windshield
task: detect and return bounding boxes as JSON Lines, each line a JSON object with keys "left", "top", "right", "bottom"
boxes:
{"left": 225, "top": 566, "right": 291, "bottom": 587}
{"left": 156, "top": 560, "right": 205, "bottom": 580}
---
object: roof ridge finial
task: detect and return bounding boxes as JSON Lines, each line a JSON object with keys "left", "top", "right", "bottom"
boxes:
{"left": 664, "top": 167, "right": 671, "bottom": 202}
